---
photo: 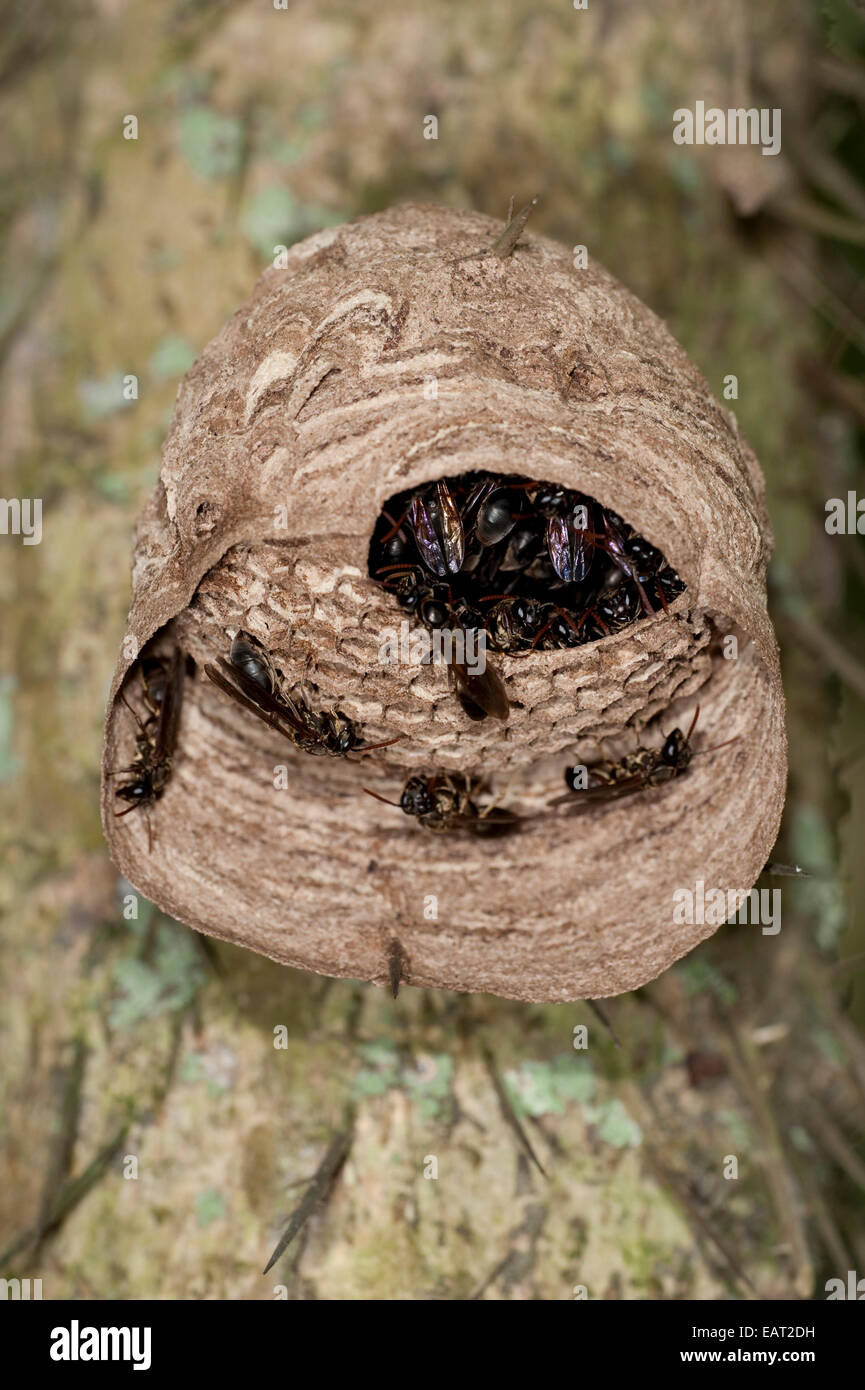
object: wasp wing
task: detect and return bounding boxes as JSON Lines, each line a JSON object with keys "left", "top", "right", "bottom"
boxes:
{"left": 449, "top": 657, "right": 509, "bottom": 721}
{"left": 546, "top": 515, "right": 573, "bottom": 582}
{"left": 455, "top": 687, "right": 489, "bottom": 722}
{"left": 205, "top": 659, "right": 318, "bottom": 747}
{"left": 409, "top": 483, "right": 465, "bottom": 576}
{"left": 571, "top": 502, "right": 595, "bottom": 582}
{"left": 549, "top": 773, "right": 654, "bottom": 810}
{"left": 547, "top": 509, "right": 595, "bottom": 584}
{"left": 470, "top": 807, "right": 522, "bottom": 837}
{"left": 462, "top": 478, "right": 496, "bottom": 537}
{"left": 434, "top": 480, "right": 465, "bottom": 573}
{"left": 152, "top": 647, "right": 185, "bottom": 763}
{"left": 410, "top": 494, "right": 447, "bottom": 577}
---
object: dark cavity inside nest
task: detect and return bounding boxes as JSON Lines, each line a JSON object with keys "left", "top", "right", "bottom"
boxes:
{"left": 368, "top": 470, "right": 686, "bottom": 653}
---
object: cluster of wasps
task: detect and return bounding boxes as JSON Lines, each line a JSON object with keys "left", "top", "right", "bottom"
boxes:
{"left": 112, "top": 632, "right": 399, "bottom": 845}
{"left": 368, "top": 469, "right": 685, "bottom": 724}
{"left": 113, "top": 474, "right": 717, "bottom": 844}
{"left": 365, "top": 705, "right": 728, "bottom": 835}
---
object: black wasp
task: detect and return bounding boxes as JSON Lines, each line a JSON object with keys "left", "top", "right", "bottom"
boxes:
{"left": 364, "top": 773, "right": 519, "bottom": 835}
{"left": 551, "top": 706, "right": 737, "bottom": 809}
{"left": 408, "top": 476, "right": 525, "bottom": 577}
{"left": 379, "top": 568, "right": 509, "bottom": 723}
{"left": 114, "top": 647, "right": 186, "bottom": 849}
{"left": 205, "top": 631, "right": 400, "bottom": 757}
{"left": 483, "top": 595, "right": 592, "bottom": 652}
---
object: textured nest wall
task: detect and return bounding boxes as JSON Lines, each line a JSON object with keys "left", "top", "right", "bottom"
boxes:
{"left": 173, "top": 537, "right": 716, "bottom": 770}
{"left": 101, "top": 203, "right": 787, "bottom": 1002}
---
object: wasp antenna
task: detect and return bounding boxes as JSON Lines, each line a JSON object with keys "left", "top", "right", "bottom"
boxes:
{"left": 363, "top": 787, "right": 401, "bottom": 808}
{"left": 693, "top": 734, "right": 739, "bottom": 757}
{"left": 356, "top": 735, "right": 404, "bottom": 754}
{"left": 119, "top": 688, "right": 148, "bottom": 735}
{"left": 380, "top": 505, "right": 411, "bottom": 544}
{"left": 686, "top": 705, "right": 701, "bottom": 741}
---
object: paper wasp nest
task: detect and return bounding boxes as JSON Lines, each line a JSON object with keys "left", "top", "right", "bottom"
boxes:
{"left": 101, "top": 203, "right": 787, "bottom": 1002}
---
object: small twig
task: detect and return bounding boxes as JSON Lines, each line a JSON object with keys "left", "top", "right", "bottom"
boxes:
{"left": 619, "top": 1079, "right": 758, "bottom": 1298}
{"left": 817, "top": 54, "right": 865, "bottom": 106}
{"left": 793, "top": 1155, "right": 853, "bottom": 1276}
{"left": 806, "top": 973, "right": 865, "bottom": 1111}
{"left": 489, "top": 196, "right": 539, "bottom": 259}
{"left": 387, "top": 937, "right": 407, "bottom": 999}
{"left": 806, "top": 1098, "right": 865, "bottom": 1194}
{"left": 587, "top": 999, "right": 622, "bottom": 1048}
{"left": 262, "top": 1116, "right": 354, "bottom": 1275}
{"left": 778, "top": 605, "right": 865, "bottom": 705}
{"left": 642, "top": 1147, "right": 759, "bottom": 1299}
{"left": 718, "top": 1020, "right": 813, "bottom": 1298}
{"left": 774, "top": 240, "right": 865, "bottom": 359}
{"left": 775, "top": 196, "right": 865, "bottom": 247}
{"left": 482, "top": 1046, "right": 547, "bottom": 1178}
{"left": 469, "top": 1202, "right": 547, "bottom": 1300}
{"left": 797, "top": 350, "right": 865, "bottom": 429}
{"left": 0, "top": 1126, "right": 129, "bottom": 1268}
{"left": 36, "top": 1037, "right": 87, "bottom": 1243}
{"left": 194, "top": 932, "right": 225, "bottom": 978}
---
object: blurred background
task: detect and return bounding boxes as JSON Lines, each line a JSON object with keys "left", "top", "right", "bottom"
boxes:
{"left": 1, "top": 0, "right": 864, "bottom": 1300}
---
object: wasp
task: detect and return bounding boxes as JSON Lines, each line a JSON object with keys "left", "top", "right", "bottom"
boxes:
{"left": 551, "top": 707, "right": 736, "bottom": 809}
{"left": 114, "top": 647, "right": 186, "bottom": 849}
{"left": 529, "top": 481, "right": 570, "bottom": 518}
{"left": 521, "top": 481, "right": 597, "bottom": 585}
{"left": 594, "top": 511, "right": 656, "bottom": 616}
{"left": 441, "top": 597, "right": 509, "bottom": 722}
{"left": 205, "top": 631, "right": 400, "bottom": 757}
{"left": 484, "top": 595, "right": 547, "bottom": 651}
{"left": 364, "top": 774, "right": 520, "bottom": 835}
{"left": 460, "top": 478, "right": 526, "bottom": 548}
{"left": 593, "top": 579, "right": 643, "bottom": 633}
{"left": 497, "top": 517, "right": 545, "bottom": 576}
{"left": 376, "top": 569, "right": 509, "bottom": 722}
{"left": 386, "top": 567, "right": 453, "bottom": 629}
{"left": 623, "top": 535, "right": 685, "bottom": 612}
{"left": 483, "top": 595, "right": 592, "bottom": 652}
{"left": 447, "top": 647, "right": 509, "bottom": 723}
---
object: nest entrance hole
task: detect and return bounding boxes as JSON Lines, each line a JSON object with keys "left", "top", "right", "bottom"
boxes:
{"left": 367, "top": 470, "right": 686, "bottom": 655}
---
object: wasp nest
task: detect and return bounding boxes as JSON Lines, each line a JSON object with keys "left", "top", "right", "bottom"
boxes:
{"left": 101, "top": 203, "right": 787, "bottom": 1003}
